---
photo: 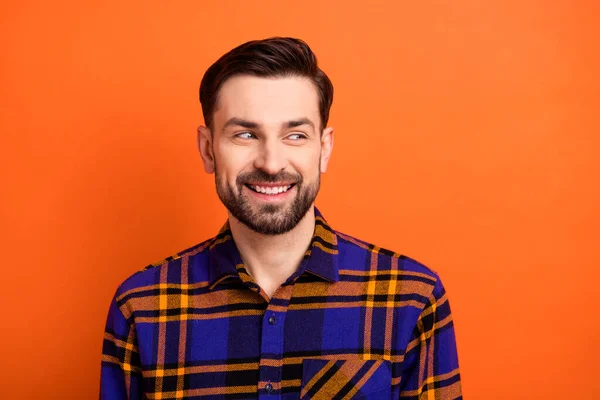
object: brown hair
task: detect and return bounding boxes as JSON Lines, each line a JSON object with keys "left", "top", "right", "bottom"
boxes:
{"left": 199, "top": 37, "right": 334, "bottom": 131}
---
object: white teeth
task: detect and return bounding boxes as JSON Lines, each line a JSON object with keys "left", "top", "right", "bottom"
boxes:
{"left": 250, "top": 185, "right": 292, "bottom": 195}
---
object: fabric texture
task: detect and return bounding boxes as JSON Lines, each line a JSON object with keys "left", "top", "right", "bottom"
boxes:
{"left": 101, "top": 208, "right": 462, "bottom": 399}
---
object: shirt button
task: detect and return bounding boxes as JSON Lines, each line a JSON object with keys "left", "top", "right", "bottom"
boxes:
{"left": 268, "top": 315, "right": 276, "bottom": 325}
{"left": 265, "top": 382, "right": 273, "bottom": 393}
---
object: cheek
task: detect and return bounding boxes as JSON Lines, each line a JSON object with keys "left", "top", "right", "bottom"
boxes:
{"left": 291, "top": 150, "right": 321, "bottom": 177}
{"left": 215, "top": 145, "right": 254, "bottom": 179}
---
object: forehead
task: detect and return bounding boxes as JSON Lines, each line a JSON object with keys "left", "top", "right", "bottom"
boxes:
{"left": 213, "top": 75, "right": 320, "bottom": 128}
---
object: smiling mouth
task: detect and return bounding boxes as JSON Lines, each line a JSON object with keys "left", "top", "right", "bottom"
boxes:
{"left": 245, "top": 183, "right": 295, "bottom": 195}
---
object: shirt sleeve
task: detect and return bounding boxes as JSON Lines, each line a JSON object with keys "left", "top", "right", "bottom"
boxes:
{"left": 100, "top": 290, "right": 144, "bottom": 399}
{"left": 398, "top": 275, "right": 463, "bottom": 399}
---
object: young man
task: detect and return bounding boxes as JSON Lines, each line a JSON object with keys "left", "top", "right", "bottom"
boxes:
{"left": 101, "top": 37, "right": 462, "bottom": 399}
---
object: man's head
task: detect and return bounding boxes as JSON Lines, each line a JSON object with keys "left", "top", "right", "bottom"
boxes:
{"left": 197, "top": 37, "right": 335, "bottom": 235}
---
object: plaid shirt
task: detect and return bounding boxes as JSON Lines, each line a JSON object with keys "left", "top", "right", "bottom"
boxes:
{"left": 101, "top": 208, "right": 462, "bottom": 399}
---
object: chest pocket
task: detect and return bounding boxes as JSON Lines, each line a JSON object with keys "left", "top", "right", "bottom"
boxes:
{"left": 300, "top": 359, "right": 391, "bottom": 400}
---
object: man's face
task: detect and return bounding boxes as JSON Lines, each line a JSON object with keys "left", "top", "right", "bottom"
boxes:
{"left": 198, "top": 75, "right": 334, "bottom": 235}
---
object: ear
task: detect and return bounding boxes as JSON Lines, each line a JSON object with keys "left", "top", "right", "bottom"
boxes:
{"left": 319, "top": 126, "right": 334, "bottom": 173}
{"left": 197, "top": 125, "right": 215, "bottom": 174}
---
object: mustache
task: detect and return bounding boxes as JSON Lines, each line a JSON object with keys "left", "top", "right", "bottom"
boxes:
{"left": 237, "top": 170, "right": 302, "bottom": 185}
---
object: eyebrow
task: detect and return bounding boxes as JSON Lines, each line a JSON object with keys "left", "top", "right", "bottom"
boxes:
{"left": 222, "top": 117, "right": 316, "bottom": 131}
{"left": 284, "top": 118, "right": 315, "bottom": 130}
{"left": 223, "top": 118, "right": 259, "bottom": 130}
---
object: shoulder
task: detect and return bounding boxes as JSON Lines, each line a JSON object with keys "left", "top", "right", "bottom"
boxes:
{"left": 114, "top": 236, "right": 215, "bottom": 299}
{"left": 335, "top": 230, "right": 442, "bottom": 294}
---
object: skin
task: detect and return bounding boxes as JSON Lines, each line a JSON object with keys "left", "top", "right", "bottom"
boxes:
{"left": 197, "top": 75, "right": 334, "bottom": 299}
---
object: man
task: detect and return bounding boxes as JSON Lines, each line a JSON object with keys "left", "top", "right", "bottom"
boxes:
{"left": 101, "top": 37, "right": 462, "bottom": 399}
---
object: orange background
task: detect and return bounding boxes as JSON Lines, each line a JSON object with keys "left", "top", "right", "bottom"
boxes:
{"left": 1, "top": 1, "right": 598, "bottom": 398}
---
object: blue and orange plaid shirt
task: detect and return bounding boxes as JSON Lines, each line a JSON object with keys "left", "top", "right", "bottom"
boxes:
{"left": 101, "top": 208, "right": 462, "bottom": 399}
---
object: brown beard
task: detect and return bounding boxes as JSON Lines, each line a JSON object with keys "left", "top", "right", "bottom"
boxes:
{"left": 214, "top": 167, "right": 319, "bottom": 235}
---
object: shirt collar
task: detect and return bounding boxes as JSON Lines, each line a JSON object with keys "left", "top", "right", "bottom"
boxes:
{"left": 208, "top": 207, "right": 339, "bottom": 290}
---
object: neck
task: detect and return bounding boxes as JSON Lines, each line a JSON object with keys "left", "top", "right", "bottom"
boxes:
{"left": 228, "top": 206, "right": 316, "bottom": 298}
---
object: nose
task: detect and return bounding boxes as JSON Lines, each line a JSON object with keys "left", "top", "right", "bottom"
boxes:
{"left": 253, "top": 137, "right": 287, "bottom": 175}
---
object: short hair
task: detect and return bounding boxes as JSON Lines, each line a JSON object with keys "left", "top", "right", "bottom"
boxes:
{"left": 199, "top": 37, "right": 334, "bottom": 131}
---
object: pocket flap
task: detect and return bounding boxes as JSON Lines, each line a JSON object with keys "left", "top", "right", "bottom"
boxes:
{"left": 300, "top": 358, "right": 391, "bottom": 399}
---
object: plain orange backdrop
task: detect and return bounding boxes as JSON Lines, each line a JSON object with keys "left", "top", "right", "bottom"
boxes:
{"left": 1, "top": 1, "right": 599, "bottom": 398}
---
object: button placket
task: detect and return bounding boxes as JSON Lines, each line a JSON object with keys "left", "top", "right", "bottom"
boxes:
{"left": 257, "top": 286, "right": 294, "bottom": 399}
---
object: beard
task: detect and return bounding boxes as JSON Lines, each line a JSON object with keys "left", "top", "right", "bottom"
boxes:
{"left": 215, "top": 167, "right": 319, "bottom": 235}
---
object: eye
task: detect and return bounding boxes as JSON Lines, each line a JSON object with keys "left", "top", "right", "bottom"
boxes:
{"left": 287, "top": 133, "right": 307, "bottom": 141}
{"left": 235, "top": 132, "right": 256, "bottom": 140}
